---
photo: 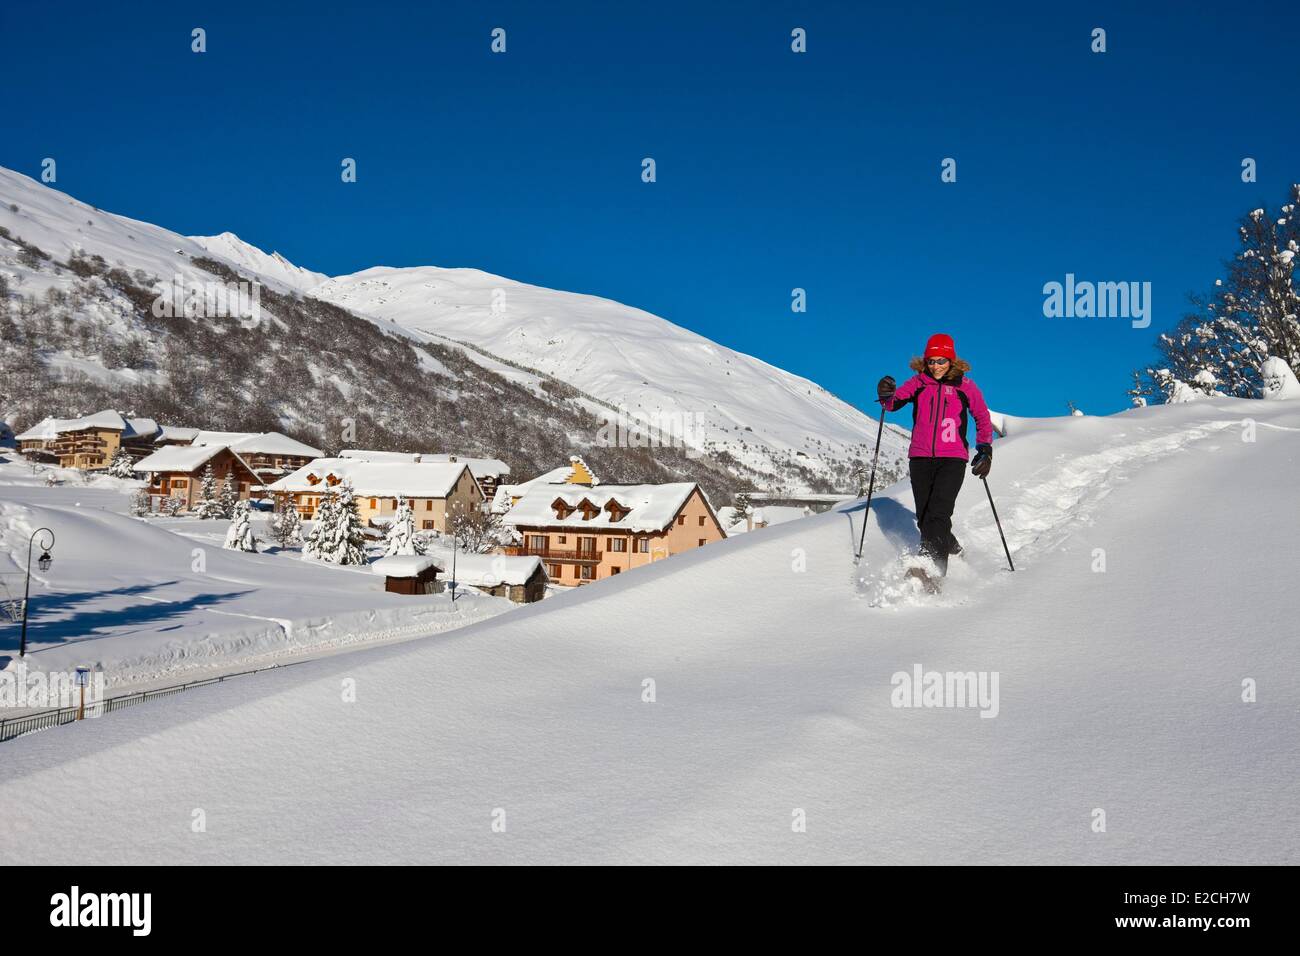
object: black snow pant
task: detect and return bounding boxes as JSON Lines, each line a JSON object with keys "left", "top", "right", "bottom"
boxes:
{"left": 909, "top": 456, "right": 966, "bottom": 576}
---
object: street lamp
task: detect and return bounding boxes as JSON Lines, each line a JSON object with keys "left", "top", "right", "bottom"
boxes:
{"left": 19, "top": 527, "right": 55, "bottom": 658}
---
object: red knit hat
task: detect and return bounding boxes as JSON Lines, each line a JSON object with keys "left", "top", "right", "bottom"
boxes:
{"left": 924, "top": 333, "right": 956, "bottom": 361}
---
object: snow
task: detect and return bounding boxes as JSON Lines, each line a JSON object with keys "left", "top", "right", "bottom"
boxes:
{"left": 491, "top": 461, "right": 594, "bottom": 512}
{"left": 1260, "top": 356, "right": 1300, "bottom": 400}
{"left": 0, "top": 399, "right": 1297, "bottom": 863}
{"left": 0, "top": 167, "right": 313, "bottom": 300}
{"left": 423, "top": 542, "right": 544, "bottom": 587}
{"left": 0, "top": 458, "right": 518, "bottom": 695}
{"left": 14, "top": 409, "right": 157, "bottom": 441}
{"left": 187, "top": 232, "right": 329, "bottom": 293}
{"left": 156, "top": 425, "right": 199, "bottom": 444}
{"left": 190, "top": 431, "right": 323, "bottom": 459}
{"left": 270, "top": 459, "right": 473, "bottom": 499}
{"left": 341, "top": 449, "right": 510, "bottom": 480}
{"left": 725, "top": 505, "right": 812, "bottom": 534}
{"left": 310, "top": 267, "right": 910, "bottom": 491}
{"left": 501, "top": 482, "right": 700, "bottom": 533}
{"left": 132, "top": 444, "right": 226, "bottom": 474}
{"left": 372, "top": 554, "right": 443, "bottom": 577}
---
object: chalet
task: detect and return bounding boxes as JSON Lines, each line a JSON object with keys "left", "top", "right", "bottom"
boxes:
{"left": 16, "top": 411, "right": 161, "bottom": 470}
{"left": 340, "top": 450, "right": 511, "bottom": 499}
{"left": 501, "top": 477, "right": 725, "bottom": 586}
{"left": 268, "top": 458, "right": 485, "bottom": 531}
{"left": 374, "top": 551, "right": 547, "bottom": 603}
{"left": 183, "top": 431, "right": 322, "bottom": 486}
{"left": 491, "top": 455, "right": 598, "bottom": 513}
{"left": 374, "top": 555, "right": 443, "bottom": 595}
{"left": 131, "top": 444, "right": 261, "bottom": 509}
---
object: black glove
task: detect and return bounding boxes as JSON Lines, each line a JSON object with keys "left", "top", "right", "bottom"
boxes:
{"left": 877, "top": 375, "right": 896, "bottom": 402}
{"left": 971, "top": 443, "right": 992, "bottom": 478}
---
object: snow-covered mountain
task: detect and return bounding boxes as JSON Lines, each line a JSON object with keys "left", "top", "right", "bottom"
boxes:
{"left": 0, "top": 165, "right": 908, "bottom": 495}
{"left": 189, "top": 232, "right": 328, "bottom": 293}
{"left": 310, "top": 267, "right": 909, "bottom": 489}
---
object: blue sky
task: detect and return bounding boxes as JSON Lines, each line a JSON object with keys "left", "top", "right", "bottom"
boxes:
{"left": 4, "top": 1, "right": 1297, "bottom": 417}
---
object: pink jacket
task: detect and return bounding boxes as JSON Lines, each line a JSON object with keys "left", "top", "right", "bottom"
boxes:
{"left": 881, "top": 373, "right": 993, "bottom": 460}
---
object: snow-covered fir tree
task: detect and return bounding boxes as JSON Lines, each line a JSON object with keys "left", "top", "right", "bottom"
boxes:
{"left": 269, "top": 503, "right": 303, "bottom": 549}
{"left": 218, "top": 473, "right": 238, "bottom": 519}
{"left": 1134, "top": 185, "right": 1300, "bottom": 400}
{"left": 384, "top": 497, "right": 426, "bottom": 556}
{"left": 194, "top": 464, "right": 222, "bottom": 519}
{"left": 130, "top": 488, "right": 151, "bottom": 516}
{"left": 107, "top": 446, "right": 135, "bottom": 479}
{"left": 223, "top": 500, "right": 258, "bottom": 552}
{"left": 303, "top": 483, "right": 367, "bottom": 565}
{"left": 163, "top": 495, "right": 186, "bottom": 516}
{"left": 733, "top": 492, "right": 753, "bottom": 521}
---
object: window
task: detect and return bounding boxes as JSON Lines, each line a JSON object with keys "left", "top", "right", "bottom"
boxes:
{"left": 579, "top": 565, "right": 595, "bottom": 581}
{"left": 369, "top": 499, "right": 377, "bottom": 509}
{"left": 423, "top": 520, "right": 434, "bottom": 530}
{"left": 578, "top": 536, "right": 597, "bottom": 555}
{"left": 547, "top": 563, "right": 561, "bottom": 579}
{"left": 698, "top": 516, "right": 705, "bottom": 526}
{"left": 172, "top": 478, "right": 188, "bottom": 488}
{"left": 611, "top": 566, "right": 621, "bottom": 575}
{"left": 608, "top": 538, "right": 626, "bottom": 552}
{"left": 698, "top": 538, "right": 706, "bottom": 547}
{"left": 677, "top": 516, "right": 685, "bottom": 526}
{"left": 635, "top": 538, "right": 649, "bottom": 553}
{"left": 425, "top": 500, "right": 432, "bottom": 510}
{"left": 529, "top": 535, "right": 547, "bottom": 550}
{"left": 558, "top": 535, "right": 567, "bottom": 544}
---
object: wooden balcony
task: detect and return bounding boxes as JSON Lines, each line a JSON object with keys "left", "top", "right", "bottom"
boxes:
{"left": 503, "top": 545, "right": 602, "bottom": 563}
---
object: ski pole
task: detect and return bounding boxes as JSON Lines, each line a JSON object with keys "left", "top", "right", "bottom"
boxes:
{"left": 854, "top": 406, "right": 888, "bottom": 562}
{"left": 982, "top": 476, "right": 1014, "bottom": 572}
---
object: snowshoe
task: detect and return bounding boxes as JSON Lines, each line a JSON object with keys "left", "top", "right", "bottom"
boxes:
{"left": 904, "top": 564, "right": 941, "bottom": 594}
{"left": 902, "top": 554, "right": 943, "bottom": 594}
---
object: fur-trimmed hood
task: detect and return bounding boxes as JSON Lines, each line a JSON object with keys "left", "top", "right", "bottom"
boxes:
{"left": 908, "top": 355, "right": 971, "bottom": 380}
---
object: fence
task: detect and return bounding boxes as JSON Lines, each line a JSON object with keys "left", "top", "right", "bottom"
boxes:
{"left": 0, "top": 661, "right": 312, "bottom": 744}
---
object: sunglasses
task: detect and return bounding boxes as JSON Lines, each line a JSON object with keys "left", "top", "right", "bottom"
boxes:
{"left": 925, "top": 357, "right": 951, "bottom": 366}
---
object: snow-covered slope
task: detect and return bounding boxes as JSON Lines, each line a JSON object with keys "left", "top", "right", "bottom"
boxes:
{"left": 2, "top": 398, "right": 1295, "bottom": 864}
{"left": 0, "top": 460, "right": 510, "bottom": 692}
{"left": 189, "top": 232, "right": 328, "bottom": 293}
{"left": 0, "top": 167, "right": 304, "bottom": 297}
{"left": 311, "top": 267, "right": 908, "bottom": 489}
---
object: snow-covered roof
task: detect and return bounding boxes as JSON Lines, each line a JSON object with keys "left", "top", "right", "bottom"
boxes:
{"left": 502, "top": 482, "right": 701, "bottom": 533}
{"left": 155, "top": 425, "right": 200, "bottom": 443}
{"left": 190, "top": 431, "right": 323, "bottom": 458}
{"left": 16, "top": 410, "right": 160, "bottom": 441}
{"left": 371, "top": 554, "right": 445, "bottom": 577}
{"left": 339, "top": 449, "right": 420, "bottom": 463}
{"left": 421, "top": 545, "right": 545, "bottom": 587}
{"left": 132, "top": 444, "right": 228, "bottom": 474}
{"left": 452, "top": 552, "right": 545, "bottom": 587}
{"left": 339, "top": 449, "right": 510, "bottom": 479}
{"left": 268, "top": 458, "right": 476, "bottom": 499}
{"left": 490, "top": 458, "right": 593, "bottom": 512}
{"left": 418, "top": 454, "right": 511, "bottom": 479}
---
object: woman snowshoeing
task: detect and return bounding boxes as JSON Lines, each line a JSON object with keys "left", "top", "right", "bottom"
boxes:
{"left": 877, "top": 333, "right": 993, "bottom": 587}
